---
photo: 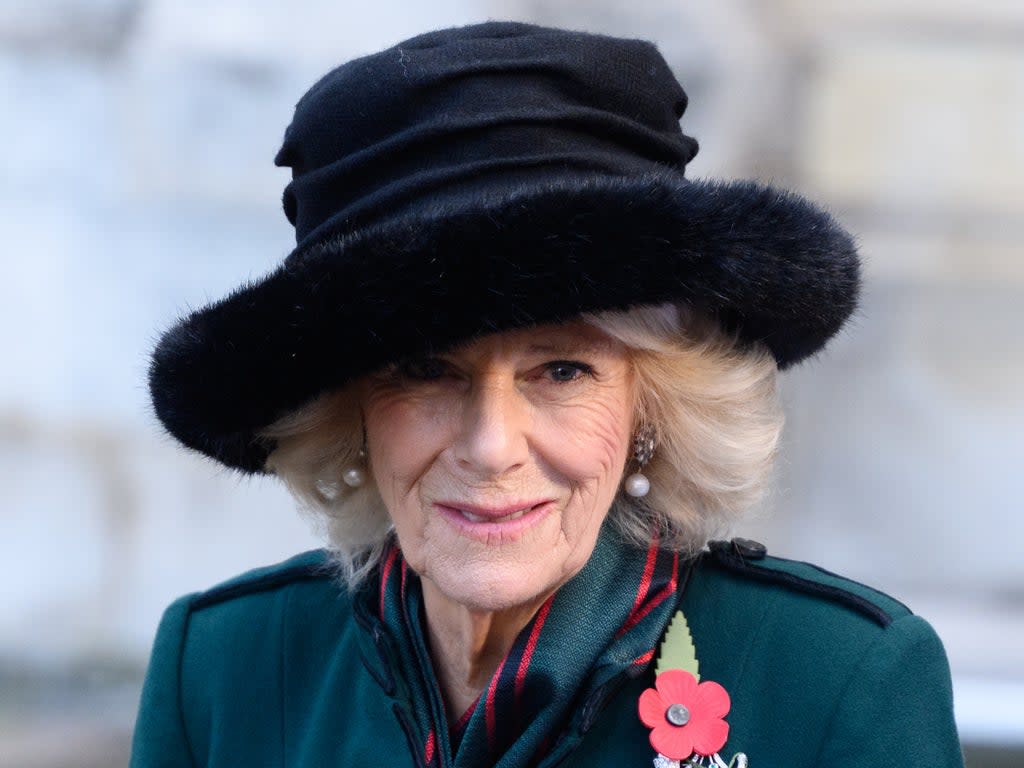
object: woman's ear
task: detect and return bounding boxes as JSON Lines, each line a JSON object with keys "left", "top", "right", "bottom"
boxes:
{"left": 629, "top": 381, "right": 649, "bottom": 438}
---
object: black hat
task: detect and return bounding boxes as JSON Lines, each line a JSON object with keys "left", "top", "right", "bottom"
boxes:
{"left": 149, "top": 21, "right": 859, "bottom": 474}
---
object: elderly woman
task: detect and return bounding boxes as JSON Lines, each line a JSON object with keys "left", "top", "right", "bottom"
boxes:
{"left": 132, "top": 21, "right": 963, "bottom": 768}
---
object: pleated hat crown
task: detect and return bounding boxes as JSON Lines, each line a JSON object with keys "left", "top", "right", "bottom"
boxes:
{"left": 273, "top": 21, "right": 700, "bottom": 248}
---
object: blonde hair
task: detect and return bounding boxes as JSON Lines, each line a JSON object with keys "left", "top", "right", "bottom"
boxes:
{"left": 259, "top": 304, "right": 783, "bottom": 587}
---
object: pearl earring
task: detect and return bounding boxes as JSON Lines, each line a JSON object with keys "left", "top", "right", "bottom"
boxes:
{"left": 342, "top": 466, "right": 365, "bottom": 488}
{"left": 342, "top": 445, "right": 368, "bottom": 488}
{"left": 624, "top": 425, "right": 656, "bottom": 498}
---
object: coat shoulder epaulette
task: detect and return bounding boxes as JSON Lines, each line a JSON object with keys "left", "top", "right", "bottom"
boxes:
{"left": 705, "top": 538, "right": 912, "bottom": 628}
{"left": 189, "top": 548, "right": 337, "bottom": 611}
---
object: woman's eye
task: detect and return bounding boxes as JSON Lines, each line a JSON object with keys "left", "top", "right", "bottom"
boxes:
{"left": 544, "top": 361, "right": 593, "bottom": 383}
{"left": 398, "top": 358, "right": 449, "bottom": 381}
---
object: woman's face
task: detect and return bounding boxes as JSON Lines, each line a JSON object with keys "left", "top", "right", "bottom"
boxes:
{"left": 360, "top": 321, "right": 635, "bottom": 612}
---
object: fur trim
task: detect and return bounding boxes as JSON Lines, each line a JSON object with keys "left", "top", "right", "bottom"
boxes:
{"left": 149, "top": 171, "right": 859, "bottom": 472}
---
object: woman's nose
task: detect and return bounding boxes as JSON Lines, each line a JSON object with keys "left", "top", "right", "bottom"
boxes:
{"left": 453, "top": 378, "right": 529, "bottom": 478}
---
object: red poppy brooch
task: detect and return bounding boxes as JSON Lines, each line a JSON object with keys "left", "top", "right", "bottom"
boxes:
{"left": 638, "top": 612, "right": 748, "bottom": 768}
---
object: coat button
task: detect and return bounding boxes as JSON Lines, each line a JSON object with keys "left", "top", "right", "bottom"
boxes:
{"left": 731, "top": 537, "right": 767, "bottom": 560}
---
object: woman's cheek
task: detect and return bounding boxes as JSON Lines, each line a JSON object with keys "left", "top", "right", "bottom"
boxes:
{"left": 366, "top": 391, "right": 449, "bottom": 474}
{"left": 543, "top": 399, "right": 632, "bottom": 481}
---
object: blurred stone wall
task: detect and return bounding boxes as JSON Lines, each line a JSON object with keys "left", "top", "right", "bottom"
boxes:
{"left": 1, "top": 0, "right": 1021, "bottom": 764}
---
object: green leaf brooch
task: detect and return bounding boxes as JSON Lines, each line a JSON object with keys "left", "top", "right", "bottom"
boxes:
{"left": 638, "top": 611, "right": 749, "bottom": 767}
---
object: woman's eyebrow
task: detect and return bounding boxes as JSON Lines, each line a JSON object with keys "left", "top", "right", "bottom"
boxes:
{"left": 526, "top": 339, "right": 615, "bottom": 355}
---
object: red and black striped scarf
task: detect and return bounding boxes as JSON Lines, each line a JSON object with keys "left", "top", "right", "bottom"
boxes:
{"left": 375, "top": 524, "right": 682, "bottom": 767}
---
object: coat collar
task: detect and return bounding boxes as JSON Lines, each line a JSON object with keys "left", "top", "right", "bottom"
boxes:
{"left": 352, "top": 525, "right": 689, "bottom": 767}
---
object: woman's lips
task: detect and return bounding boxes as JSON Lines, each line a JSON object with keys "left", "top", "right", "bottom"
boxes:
{"left": 434, "top": 500, "right": 554, "bottom": 541}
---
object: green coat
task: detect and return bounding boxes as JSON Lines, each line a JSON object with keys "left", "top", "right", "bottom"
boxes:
{"left": 130, "top": 539, "right": 964, "bottom": 767}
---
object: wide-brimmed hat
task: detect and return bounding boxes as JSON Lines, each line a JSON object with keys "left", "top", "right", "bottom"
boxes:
{"left": 149, "top": 21, "right": 859, "bottom": 474}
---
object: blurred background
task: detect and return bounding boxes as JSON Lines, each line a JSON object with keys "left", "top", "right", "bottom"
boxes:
{"left": 1, "top": 0, "right": 1021, "bottom": 765}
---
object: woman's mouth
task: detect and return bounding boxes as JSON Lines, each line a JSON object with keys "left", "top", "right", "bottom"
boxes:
{"left": 457, "top": 506, "right": 531, "bottom": 523}
{"left": 433, "top": 500, "right": 554, "bottom": 541}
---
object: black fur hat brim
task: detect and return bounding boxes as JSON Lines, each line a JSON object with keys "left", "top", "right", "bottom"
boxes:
{"left": 149, "top": 171, "right": 859, "bottom": 473}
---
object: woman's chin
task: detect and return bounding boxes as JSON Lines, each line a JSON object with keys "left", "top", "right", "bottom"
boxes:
{"left": 406, "top": 500, "right": 605, "bottom": 614}
{"left": 427, "top": 566, "right": 555, "bottom": 614}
